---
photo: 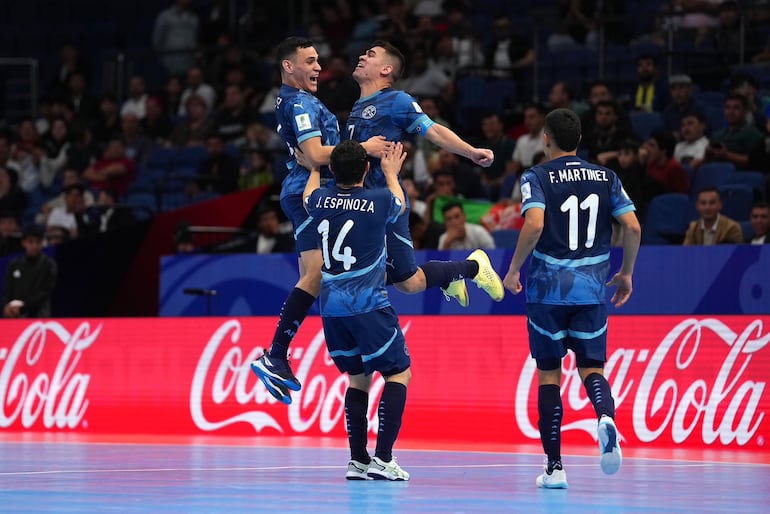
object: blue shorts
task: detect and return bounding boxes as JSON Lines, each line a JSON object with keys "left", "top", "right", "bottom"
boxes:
{"left": 322, "top": 306, "right": 411, "bottom": 377}
{"left": 280, "top": 193, "right": 319, "bottom": 254}
{"left": 385, "top": 208, "right": 418, "bottom": 285}
{"left": 526, "top": 303, "right": 608, "bottom": 370}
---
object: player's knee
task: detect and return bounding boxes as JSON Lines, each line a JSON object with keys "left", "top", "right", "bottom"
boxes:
{"left": 384, "top": 367, "right": 411, "bottom": 386}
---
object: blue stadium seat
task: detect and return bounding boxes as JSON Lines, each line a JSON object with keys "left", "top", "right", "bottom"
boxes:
{"left": 705, "top": 106, "right": 726, "bottom": 133}
{"left": 718, "top": 184, "right": 754, "bottom": 221}
{"left": 174, "top": 146, "right": 208, "bottom": 169}
{"left": 491, "top": 229, "right": 520, "bottom": 248}
{"left": 643, "top": 193, "right": 692, "bottom": 244}
{"left": 696, "top": 91, "right": 725, "bottom": 109}
{"left": 146, "top": 146, "right": 179, "bottom": 173}
{"left": 484, "top": 79, "right": 517, "bottom": 110}
{"left": 456, "top": 75, "right": 487, "bottom": 108}
{"left": 690, "top": 162, "right": 736, "bottom": 197}
{"left": 124, "top": 192, "right": 158, "bottom": 219}
{"left": 723, "top": 171, "right": 767, "bottom": 201}
{"left": 629, "top": 111, "right": 664, "bottom": 140}
{"left": 740, "top": 220, "right": 752, "bottom": 242}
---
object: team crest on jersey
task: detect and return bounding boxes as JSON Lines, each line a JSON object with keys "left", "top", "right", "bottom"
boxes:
{"left": 362, "top": 105, "right": 377, "bottom": 119}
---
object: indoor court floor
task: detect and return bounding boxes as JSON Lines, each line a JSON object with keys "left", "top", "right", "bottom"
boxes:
{"left": 0, "top": 435, "right": 766, "bottom": 513}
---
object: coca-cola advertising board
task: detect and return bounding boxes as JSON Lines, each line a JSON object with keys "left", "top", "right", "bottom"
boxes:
{"left": 0, "top": 316, "right": 767, "bottom": 456}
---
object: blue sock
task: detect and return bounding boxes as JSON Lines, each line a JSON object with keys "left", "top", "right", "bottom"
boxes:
{"left": 420, "top": 260, "right": 479, "bottom": 289}
{"left": 374, "top": 382, "right": 407, "bottom": 462}
{"left": 584, "top": 373, "right": 615, "bottom": 419}
{"left": 345, "top": 387, "right": 370, "bottom": 464}
{"left": 268, "top": 287, "right": 315, "bottom": 359}
{"left": 538, "top": 384, "right": 562, "bottom": 464}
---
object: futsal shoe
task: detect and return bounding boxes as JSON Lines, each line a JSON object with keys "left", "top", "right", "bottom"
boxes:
{"left": 345, "top": 459, "right": 372, "bottom": 480}
{"left": 536, "top": 460, "right": 568, "bottom": 489}
{"left": 441, "top": 279, "right": 469, "bottom": 307}
{"left": 467, "top": 249, "right": 505, "bottom": 302}
{"left": 251, "top": 354, "right": 301, "bottom": 405}
{"left": 367, "top": 456, "right": 410, "bottom": 481}
{"left": 598, "top": 415, "right": 622, "bottom": 475}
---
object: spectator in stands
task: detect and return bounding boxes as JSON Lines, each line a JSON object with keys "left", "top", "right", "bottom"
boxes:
{"left": 9, "top": 119, "right": 44, "bottom": 193}
{"left": 120, "top": 112, "right": 153, "bottom": 165}
{"left": 91, "top": 189, "right": 135, "bottom": 233}
{"left": 746, "top": 202, "right": 770, "bottom": 244}
{"left": 178, "top": 66, "right": 217, "bottom": 116}
{"left": 683, "top": 187, "right": 744, "bottom": 245}
{"left": 120, "top": 76, "right": 149, "bottom": 120}
{"left": 141, "top": 96, "right": 173, "bottom": 144}
{"left": 64, "top": 71, "right": 98, "bottom": 124}
{"left": 0, "top": 212, "right": 22, "bottom": 257}
{"left": 584, "top": 100, "right": 635, "bottom": 163}
{"left": 485, "top": 14, "right": 535, "bottom": 83}
{"left": 711, "top": 1, "right": 762, "bottom": 72}
{"left": 674, "top": 111, "right": 710, "bottom": 167}
{"left": 316, "top": 54, "right": 359, "bottom": 126}
{"left": 749, "top": 116, "right": 770, "bottom": 174}
{"left": 728, "top": 72, "right": 769, "bottom": 132}
{"left": 65, "top": 122, "right": 100, "bottom": 173}
{"left": 427, "top": 149, "right": 485, "bottom": 200}
{"left": 169, "top": 94, "right": 213, "bottom": 147}
{"left": 662, "top": 74, "right": 707, "bottom": 139}
{"left": 512, "top": 103, "right": 546, "bottom": 176}
{"left": 212, "top": 84, "right": 256, "bottom": 143}
{"left": 238, "top": 149, "right": 273, "bottom": 190}
{"left": 46, "top": 183, "right": 93, "bottom": 239}
{"left": 402, "top": 177, "right": 427, "bottom": 219}
{"left": 424, "top": 169, "right": 458, "bottom": 223}
{"left": 234, "top": 122, "right": 284, "bottom": 154}
{"left": 408, "top": 211, "right": 442, "bottom": 250}
{"left": 39, "top": 117, "right": 71, "bottom": 189}
{"left": 640, "top": 129, "right": 690, "bottom": 195}
{"left": 397, "top": 47, "right": 453, "bottom": 105}
{"left": 479, "top": 112, "right": 515, "bottom": 201}
{"left": 706, "top": 93, "right": 764, "bottom": 169}
{"left": 2, "top": 224, "right": 57, "bottom": 318}
{"left": 44, "top": 225, "right": 70, "bottom": 246}
{"left": 92, "top": 94, "right": 122, "bottom": 145}
{"left": 251, "top": 205, "right": 295, "bottom": 254}
{"left": 46, "top": 43, "right": 89, "bottom": 100}
{"left": 581, "top": 80, "right": 631, "bottom": 136}
{"left": 630, "top": 54, "right": 668, "bottom": 113}
{"left": 548, "top": 81, "right": 589, "bottom": 117}
{"left": 36, "top": 168, "right": 94, "bottom": 225}
{"left": 153, "top": 0, "right": 200, "bottom": 75}
{"left": 196, "top": 133, "right": 239, "bottom": 195}
{"left": 83, "top": 138, "right": 136, "bottom": 197}
{"left": 438, "top": 201, "right": 495, "bottom": 250}
{"left": 164, "top": 75, "right": 185, "bottom": 118}
{"left": 606, "top": 138, "right": 657, "bottom": 220}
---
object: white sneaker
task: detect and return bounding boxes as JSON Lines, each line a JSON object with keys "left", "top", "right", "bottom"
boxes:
{"left": 345, "top": 459, "right": 372, "bottom": 480}
{"left": 536, "top": 462, "right": 568, "bottom": 489}
{"left": 367, "top": 456, "right": 410, "bottom": 481}
{"left": 598, "top": 415, "right": 622, "bottom": 475}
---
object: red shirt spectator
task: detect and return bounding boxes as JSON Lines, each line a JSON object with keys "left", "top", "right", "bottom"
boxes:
{"left": 83, "top": 139, "right": 136, "bottom": 197}
{"left": 642, "top": 129, "right": 690, "bottom": 195}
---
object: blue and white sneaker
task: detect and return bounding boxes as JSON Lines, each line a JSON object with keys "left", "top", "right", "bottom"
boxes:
{"left": 345, "top": 459, "right": 372, "bottom": 480}
{"left": 536, "top": 460, "right": 568, "bottom": 489}
{"left": 598, "top": 415, "right": 622, "bottom": 475}
{"left": 250, "top": 354, "right": 301, "bottom": 405}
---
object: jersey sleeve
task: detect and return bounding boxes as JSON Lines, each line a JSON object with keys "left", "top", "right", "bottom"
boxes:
{"left": 305, "top": 189, "right": 321, "bottom": 215}
{"left": 608, "top": 170, "right": 636, "bottom": 217}
{"left": 392, "top": 91, "right": 435, "bottom": 136}
{"left": 387, "top": 193, "right": 403, "bottom": 223}
{"left": 291, "top": 98, "right": 322, "bottom": 144}
{"left": 520, "top": 168, "right": 546, "bottom": 215}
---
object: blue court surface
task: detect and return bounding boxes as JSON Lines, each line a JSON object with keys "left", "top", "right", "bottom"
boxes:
{"left": 0, "top": 438, "right": 766, "bottom": 513}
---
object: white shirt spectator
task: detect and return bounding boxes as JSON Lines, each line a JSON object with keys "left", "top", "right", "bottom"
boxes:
{"left": 47, "top": 206, "right": 77, "bottom": 233}
{"left": 674, "top": 135, "right": 709, "bottom": 163}
{"left": 152, "top": 2, "right": 199, "bottom": 74}
{"left": 121, "top": 95, "right": 148, "bottom": 119}
{"left": 439, "top": 222, "right": 495, "bottom": 250}
{"left": 512, "top": 129, "right": 544, "bottom": 168}
{"left": 178, "top": 84, "right": 217, "bottom": 116}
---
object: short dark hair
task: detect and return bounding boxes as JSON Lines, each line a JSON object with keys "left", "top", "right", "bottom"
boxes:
{"left": 751, "top": 201, "right": 769, "bottom": 211}
{"left": 682, "top": 109, "right": 706, "bottom": 123}
{"left": 725, "top": 92, "right": 749, "bottom": 109}
{"left": 330, "top": 140, "right": 369, "bottom": 186}
{"left": 619, "top": 137, "right": 642, "bottom": 153}
{"left": 697, "top": 186, "right": 720, "bottom": 198}
{"left": 649, "top": 129, "right": 676, "bottom": 158}
{"left": 544, "top": 108, "right": 581, "bottom": 152}
{"left": 276, "top": 37, "right": 315, "bottom": 64}
{"left": 64, "top": 183, "right": 85, "bottom": 195}
{"left": 371, "top": 40, "right": 406, "bottom": 80}
{"left": 441, "top": 201, "right": 464, "bottom": 216}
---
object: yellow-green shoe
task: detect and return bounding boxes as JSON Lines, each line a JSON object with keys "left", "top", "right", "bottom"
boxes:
{"left": 441, "top": 279, "right": 469, "bottom": 307}
{"left": 468, "top": 249, "right": 505, "bottom": 302}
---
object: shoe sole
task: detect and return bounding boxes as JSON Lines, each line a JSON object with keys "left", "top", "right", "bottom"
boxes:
{"left": 599, "top": 421, "right": 622, "bottom": 475}
{"left": 537, "top": 480, "right": 568, "bottom": 489}
{"left": 251, "top": 359, "right": 302, "bottom": 391}
{"left": 250, "top": 362, "right": 292, "bottom": 404}
{"left": 367, "top": 471, "right": 409, "bottom": 481}
{"left": 469, "top": 249, "right": 504, "bottom": 302}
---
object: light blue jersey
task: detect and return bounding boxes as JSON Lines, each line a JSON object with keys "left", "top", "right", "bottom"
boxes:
{"left": 305, "top": 185, "right": 402, "bottom": 316}
{"left": 521, "top": 155, "right": 635, "bottom": 305}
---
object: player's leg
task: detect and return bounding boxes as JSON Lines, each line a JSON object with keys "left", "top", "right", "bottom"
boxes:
{"left": 386, "top": 210, "right": 503, "bottom": 306}
{"left": 251, "top": 195, "right": 321, "bottom": 403}
{"left": 528, "top": 304, "right": 569, "bottom": 489}
{"left": 323, "top": 317, "right": 373, "bottom": 480}
{"left": 571, "top": 304, "right": 621, "bottom": 475}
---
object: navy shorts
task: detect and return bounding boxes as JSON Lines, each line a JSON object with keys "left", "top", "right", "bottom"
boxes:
{"left": 280, "top": 193, "right": 320, "bottom": 254}
{"left": 322, "top": 306, "right": 411, "bottom": 377}
{"left": 385, "top": 208, "right": 418, "bottom": 285}
{"left": 526, "top": 303, "right": 608, "bottom": 370}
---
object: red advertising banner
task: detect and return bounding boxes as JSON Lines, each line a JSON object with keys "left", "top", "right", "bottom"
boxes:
{"left": 0, "top": 316, "right": 768, "bottom": 456}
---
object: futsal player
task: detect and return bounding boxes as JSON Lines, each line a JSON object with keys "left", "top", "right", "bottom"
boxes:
{"left": 304, "top": 140, "right": 411, "bottom": 481}
{"left": 502, "top": 108, "right": 641, "bottom": 488}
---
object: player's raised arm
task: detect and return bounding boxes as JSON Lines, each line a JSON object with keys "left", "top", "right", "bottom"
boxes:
{"left": 423, "top": 123, "right": 494, "bottom": 167}
{"left": 301, "top": 154, "right": 322, "bottom": 208}
{"left": 380, "top": 142, "right": 407, "bottom": 214}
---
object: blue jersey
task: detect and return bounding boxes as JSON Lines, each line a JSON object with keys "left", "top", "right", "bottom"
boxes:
{"left": 345, "top": 88, "right": 434, "bottom": 192}
{"left": 275, "top": 84, "right": 339, "bottom": 197}
{"left": 305, "top": 186, "right": 403, "bottom": 317}
{"left": 521, "top": 156, "right": 635, "bottom": 305}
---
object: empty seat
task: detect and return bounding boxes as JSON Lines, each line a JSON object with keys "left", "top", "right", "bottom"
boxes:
{"left": 629, "top": 111, "right": 664, "bottom": 140}
{"left": 723, "top": 171, "right": 766, "bottom": 201}
{"left": 718, "top": 184, "right": 753, "bottom": 221}
{"left": 690, "top": 162, "right": 736, "bottom": 197}
{"left": 643, "top": 193, "right": 692, "bottom": 244}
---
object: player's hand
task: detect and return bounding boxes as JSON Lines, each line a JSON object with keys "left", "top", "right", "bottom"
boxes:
{"left": 363, "top": 135, "right": 392, "bottom": 157}
{"left": 503, "top": 270, "right": 522, "bottom": 295}
{"left": 470, "top": 148, "right": 494, "bottom": 167}
{"left": 294, "top": 147, "right": 317, "bottom": 171}
{"left": 607, "top": 272, "right": 633, "bottom": 307}
{"left": 381, "top": 142, "right": 407, "bottom": 176}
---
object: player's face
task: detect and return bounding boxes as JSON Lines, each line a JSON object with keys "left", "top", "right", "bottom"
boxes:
{"left": 288, "top": 46, "right": 321, "bottom": 92}
{"left": 353, "top": 46, "right": 389, "bottom": 82}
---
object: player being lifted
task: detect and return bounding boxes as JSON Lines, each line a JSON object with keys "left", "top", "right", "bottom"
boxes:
{"left": 253, "top": 39, "right": 505, "bottom": 404}
{"left": 503, "top": 108, "right": 641, "bottom": 489}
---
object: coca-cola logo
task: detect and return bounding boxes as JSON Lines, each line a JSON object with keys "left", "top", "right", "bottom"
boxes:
{"left": 515, "top": 318, "right": 768, "bottom": 446}
{"left": 0, "top": 322, "right": 97, "bottom": 429}
{"left": 190, "top": 320, "right": 408, "bottom": 434}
